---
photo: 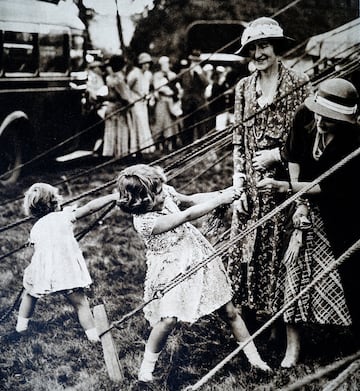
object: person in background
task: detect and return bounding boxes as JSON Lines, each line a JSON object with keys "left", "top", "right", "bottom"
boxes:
{"left": 152, "top": 55, "right": 183, "bottom": 152}
{"left": 227, "top": 17, "right": 312, "bottom": 336}
{"left": 203, "top": 63, "right": 214, "bottom": 87}
{"left": 117, "top": 164, "right": 270, "bottom": 387}
{"left": 257, "top": 78, "right": 359, "bottom": 365}
{"left": 127, "top": 52, "right": 155, "bottom": 154}
{"left": 82, "top": 60, "right": 107, "bottom": 153}
{"left": 102, "top": 54, "right": 135, "bottom": 157}
{"left": 180, "top": 49, "right": 210, "bottom": 145}
{"left": 16, "top": 183, "right": 118, "bottom": 341}
{"left": 208, "top": 66, "right": 228, "bottom": 131}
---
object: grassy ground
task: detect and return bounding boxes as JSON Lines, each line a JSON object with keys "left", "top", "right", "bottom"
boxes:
{"left": 0, "top": 151, "right": 359, "bottom": 391}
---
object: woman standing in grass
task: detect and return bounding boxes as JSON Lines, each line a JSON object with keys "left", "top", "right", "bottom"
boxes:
{"left": 117, "top": 164, "right": 270, "bottom": 387}
{"left": 228, "top": 16, "right": 311, "bottom": 332}
{"left": 16, "top": 183, "right": 118, "bottom": 342}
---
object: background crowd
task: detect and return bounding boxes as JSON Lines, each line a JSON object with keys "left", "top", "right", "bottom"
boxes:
{"left": 84, "top": 48, "right": 246, "bottom": 158}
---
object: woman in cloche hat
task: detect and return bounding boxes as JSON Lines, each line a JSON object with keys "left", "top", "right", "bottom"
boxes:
{"left": 228, "top": 16, "right": 312, "bottom": 366}
{"left": 257, "top": 78, "right": 359, "bottom": 366}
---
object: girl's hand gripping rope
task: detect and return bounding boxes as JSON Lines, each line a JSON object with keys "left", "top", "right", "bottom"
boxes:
{"left": 233, "top": 173, "right": 248, "bottom": 215}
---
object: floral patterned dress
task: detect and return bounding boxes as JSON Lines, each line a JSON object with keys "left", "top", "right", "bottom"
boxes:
{"left": 133, "top": 185, "right": 232, "bottom": 327}
{"left": 228, "top": 62, "right": 312, "bottom": 314}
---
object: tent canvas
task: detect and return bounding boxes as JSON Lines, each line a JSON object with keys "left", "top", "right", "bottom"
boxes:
{"left": 305, "top": 17, "right": 360, "bottom": 59}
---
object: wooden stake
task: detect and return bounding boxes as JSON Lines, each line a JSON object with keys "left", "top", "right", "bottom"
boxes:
{"left": 94, "top": 304, "right": 123, "bottom": 381}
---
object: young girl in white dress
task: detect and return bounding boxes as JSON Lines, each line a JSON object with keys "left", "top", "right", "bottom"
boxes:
{"left": 16, "top": 183, "right": 118, "bottom": 342}
{"left": 117, "top": 164, "right": 270, "bottom": 384}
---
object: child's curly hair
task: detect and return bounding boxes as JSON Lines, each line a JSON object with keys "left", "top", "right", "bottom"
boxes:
{"left": 117, "top": 164, "right": 166, "bottom": 214}
{"left": 24, "top": 183, "right": 62, "bottom": 218}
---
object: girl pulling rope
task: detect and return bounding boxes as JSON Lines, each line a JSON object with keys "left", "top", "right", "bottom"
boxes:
{"left": 15, "top": 183, "right": 118, "bottom": 342}
{"left": 116, "top": 164, "right": 270, "bottom": 388}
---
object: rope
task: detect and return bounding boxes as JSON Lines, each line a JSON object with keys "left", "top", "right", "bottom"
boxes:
{"left": 0, "top": 287, "right": 24, "bottom": 324}
{"left": 0, "top": 128, "right": 229, "bottom": 261}
{"left": 0, "top": 242, "right": 29, "bottom": 262}
{"left": 97, "top": 141, "right": 360, "bottom": 340}
{"left": 0, "top": 201, "right": 116, "bottom": 325}
{"left": 0, "top": 0, "right": 309, "bottom": 183}
{"left": 1, "top": 41, "right": 358, "bottom": 212}
{"left": 184, "top": 240, "right": 360, "bottom": 391}
{"left": 0, "top": 196, "right": 117, "bottom": 263}
{"left": 271, "top": 0, "right": 303, "bottom": 18}
{"left": 1, "top": 49, "right": 359, "bottom": 257}
{"left": 322, "top": 358, "right": 360, "bottom": 391}
{"left": 179, "top": 150, "right": 232, "bottom": 191}
{"left": 279, "top": 351, "right": 360, "bottom": 391}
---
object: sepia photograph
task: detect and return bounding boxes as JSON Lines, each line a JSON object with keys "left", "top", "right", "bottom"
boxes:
{"left": 0, "top": 0, "right": 359, "bottom": 390}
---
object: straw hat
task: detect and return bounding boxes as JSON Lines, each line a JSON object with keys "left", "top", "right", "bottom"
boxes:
{"left": 158, "top": 56, "right": 170, "bottom": 66}
{"left": 305, "top": 78, "right": 359, "bottom": 124}
{"left": 235, "top": 17, "right": 294, "bottom": 57}
{"left": 138, "top": 52, "right": 152, "bottom": 65}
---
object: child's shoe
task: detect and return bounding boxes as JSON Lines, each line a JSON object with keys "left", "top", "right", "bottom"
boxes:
{"left": 85, "top": 327, "right": 100, "bottom": 342}
{"left": 16, "top": 316, "right": 30, "bottom": 333}
{"left": 138, "top": 349, "right": 160, "bottom": 382}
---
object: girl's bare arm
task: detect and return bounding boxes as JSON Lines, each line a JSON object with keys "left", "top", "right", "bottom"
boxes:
{"left": 74, "top": 193, "right": 119, "bottom": 220}
{"left": 173, "top": 187, "right": 233, "bottom": 207}
{"left": 152, "top": 188, "right": 234, "bottom": 234}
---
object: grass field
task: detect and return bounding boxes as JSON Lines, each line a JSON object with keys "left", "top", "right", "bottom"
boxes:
{"left": 0, "top": 151, "right": 359, "bottom": 390}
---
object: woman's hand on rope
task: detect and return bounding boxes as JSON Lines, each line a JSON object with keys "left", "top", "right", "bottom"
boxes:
{"left": 252, "top": 148, "right": 281, "bottom": 171}
{"left": 257, "top": 178, "right": 289, "bottom": 193}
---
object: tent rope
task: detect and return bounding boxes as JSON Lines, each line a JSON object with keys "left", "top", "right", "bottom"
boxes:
{"left": 278, "top": 351, "right": 360, "bottom": 391}
{"left": 184, "top": 240, "right": 360, "bottom": 390}
{"left": 0, "top": 202, "right": 116, "bottom": 324}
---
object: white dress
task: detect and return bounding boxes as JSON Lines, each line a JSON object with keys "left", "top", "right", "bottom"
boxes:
{"left": 133, "top": 185, "right": 232, "bottom": 326}
{"left": 23, "top": 208, "right": 92, "bottom": 297}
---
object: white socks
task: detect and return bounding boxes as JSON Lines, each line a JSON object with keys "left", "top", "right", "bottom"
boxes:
{"left": 138, "top": 348, "right": 161, "bottom": 382}
{"left": 16, "top": 316, "right": 29, "bottom": 332}
{"left": 240, "top": 341, "right": 271, "bottom": 371}
{"left": 85, "top": 327, "right": 100, "bottom": 342}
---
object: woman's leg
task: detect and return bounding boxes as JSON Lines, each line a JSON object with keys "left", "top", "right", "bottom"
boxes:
{"left": 139, "top": 317, "right": 177, "bottom": 382}
{"left": 281, "top": 323, "right": 300, "bottom": 368}
{"left": 218, "top": 301, "right": 270, "bottom": 371}
{"left": 66, "top": 289, "right": 98, "bottom": 341}
{"left": 16, "top": 291, "right": 38, "bottom": 332}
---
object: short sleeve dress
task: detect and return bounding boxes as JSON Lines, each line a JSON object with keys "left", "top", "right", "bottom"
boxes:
{"left": 23, "top": 207, "right": 92, "bottom": 298}
{"left": 133, "top": 185, "right": 232, "bottom": 326}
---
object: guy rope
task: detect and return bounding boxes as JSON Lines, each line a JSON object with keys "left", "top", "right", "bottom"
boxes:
{"left": 0, "top": 201, "right": 116, "bottom": 324}
{"left": 97, "top": 143, "right": 360, "bottom": 342}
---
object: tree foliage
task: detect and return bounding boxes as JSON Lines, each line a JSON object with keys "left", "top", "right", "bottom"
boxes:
{"left": 129, "top": 0, "right": 358, "bottom": 61}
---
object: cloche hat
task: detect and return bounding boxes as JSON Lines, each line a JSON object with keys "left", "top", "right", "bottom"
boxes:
{"left": 138, "top": 52, "right": 152, "bottom": 65}
{"left": 305, "top": 78, "right": 359, "bottom": 124}
{"left": 158, "top": 56, "right": 170, "bottom": 65}
{"left": 235, "top": 17, "right": 294, "bottom": 57}
{"left": 188, "top": 49, "right": 202, "bottom": 62}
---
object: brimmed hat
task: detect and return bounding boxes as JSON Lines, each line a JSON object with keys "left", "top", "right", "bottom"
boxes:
{"left": 158, "top": 56, "right": 170, "bottom": 65}
{"left": 235, "top": 17, "right": 294, "bottom": 57}
{"left": 188, "top": 49, "right": 202, "bottom": 62}
{"left": 305, "top": 78, "right": 359, "bottom": 124}
{"left": 138, "top": 52, "right": 152, "bottom": 65}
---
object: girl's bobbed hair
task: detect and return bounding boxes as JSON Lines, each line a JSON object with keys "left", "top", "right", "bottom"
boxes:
{"left": 117, "top": 164, "right": 166, "bottom": 214}
{"left": 24, "top": 183, "right": 62, "bottom": 218}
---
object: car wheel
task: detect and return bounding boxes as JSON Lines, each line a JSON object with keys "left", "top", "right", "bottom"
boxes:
{"left": 0, "top": 133, "right": 22, "bottom": 186}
